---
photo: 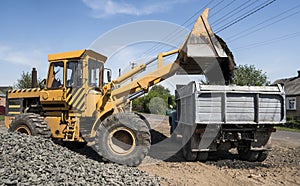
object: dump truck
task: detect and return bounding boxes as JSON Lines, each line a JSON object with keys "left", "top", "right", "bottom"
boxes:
{"left": 5, "top": 8, "right": 271, "bottom": 166}
{"left": 169, "top": 82, "right": 285, "bottom": 162}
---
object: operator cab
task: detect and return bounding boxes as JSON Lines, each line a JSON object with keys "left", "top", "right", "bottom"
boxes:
{"left": 46, "top": 50, "right": 107, "bottom": 90}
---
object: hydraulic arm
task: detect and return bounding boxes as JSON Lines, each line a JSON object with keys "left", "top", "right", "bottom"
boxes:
{"left": 99, "top": 8, "right": 235, "bottom": 112}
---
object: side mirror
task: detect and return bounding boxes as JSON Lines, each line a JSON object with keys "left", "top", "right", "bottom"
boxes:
{"left": 107, "top": 71, "right": 111, "bottom": 82}
{"left": 39, "top": 79, "right": 46, "bottom": 89}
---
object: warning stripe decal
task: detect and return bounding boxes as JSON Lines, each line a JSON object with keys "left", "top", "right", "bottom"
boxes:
{"left": 66, "top": 87, "right": 85, "bottom": 111}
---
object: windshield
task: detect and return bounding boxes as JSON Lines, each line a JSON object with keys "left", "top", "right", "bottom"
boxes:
{"left": 67, "top": 61, "right": 83, "bottom": 87}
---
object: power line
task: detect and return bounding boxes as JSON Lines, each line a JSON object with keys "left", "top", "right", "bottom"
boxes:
{"left": 180, "top": 0, "right": 216, "bottom": 29}
{"left": 144, "top": 0, "right": 232, "bottom": 57}
{"left": 144, "top": 0, "right": 214, "bottom": 55}
{"left": 233, "top": 31, "right": 300, "bottom": 51}
{"left": 209, "top": 0, "right": 237, "bottom": 20}
{"left": 211, "top": 0, "right": 256, "bottom": 27}
{"left": 215, "top": 0, "right": 277, "bottom": 33}
{"left": 131, "top": 0, "right": 295, "bottom": 69}
{"left": 147, "top": 0, "right": 264, "bottom": 58}
{"left": 209, "top": 0, "right": 225, "bottom": 11}
{"left": 146, "top": 29, "right": 191, "bottom": 57}
{"left": 181, "top": 0, "right": 244, "bottom": 31}
{"left": 141, "top": 0, "right": 216, "bottom": 57}
{"left": 228, "top": 4, "right": 300, "bottom": 42}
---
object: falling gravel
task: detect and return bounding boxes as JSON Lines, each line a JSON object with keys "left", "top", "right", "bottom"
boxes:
{"left": 0, "top": 131, "right": 160, "bottom": 185}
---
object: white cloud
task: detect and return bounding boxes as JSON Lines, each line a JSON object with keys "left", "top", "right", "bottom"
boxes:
{"left": 82, "top": 0, "right": 187, "bottom": 18}
{"left": 0, "top": 44, "right": 49, "bottom": 84}
{"left": 0, "top": 45, "right": 45, "bottom": 67}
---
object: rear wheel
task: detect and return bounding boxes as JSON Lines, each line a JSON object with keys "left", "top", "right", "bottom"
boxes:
{"left": 238, "top": 147, "right": 259, "bottom": 162}
{"left": 257, "top": 151, "right": 269, "bottom": 162}
{"left": 8, "top": 113, "right": 51, "bottom": 137}
{"left": 95, "top": 113, "right": 151, "bottom": 166}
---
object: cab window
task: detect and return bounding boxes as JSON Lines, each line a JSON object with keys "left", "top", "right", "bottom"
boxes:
{"left": 48, "top": 62, "right": 64, "bottom": 88}
{"left": 88, "top": 58, "right": 103, "bottom": 88}
{"left": 67, "top": 61, "right": 83, "bottom": 87}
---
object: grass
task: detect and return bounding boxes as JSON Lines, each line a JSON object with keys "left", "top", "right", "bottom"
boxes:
{"left": 0, "top": 115, "right": 4, "bottom": 121}
{"left": 275, "top": 126, "right": 300, "bottom": 133}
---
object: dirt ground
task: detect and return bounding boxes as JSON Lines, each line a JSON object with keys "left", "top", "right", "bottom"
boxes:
{"left": 138, "top": 114, "right": 300, "bottom": 186}
{"left": 1, "top": 116, "right": 299, "bottom": 186}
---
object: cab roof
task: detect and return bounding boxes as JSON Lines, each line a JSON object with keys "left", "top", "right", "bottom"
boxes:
{"left": 48, "top": 49, "right": 107, "bottom": 62}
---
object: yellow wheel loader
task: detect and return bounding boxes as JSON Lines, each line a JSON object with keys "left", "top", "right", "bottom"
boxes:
{"left": 5, "top": 9, "right": 235, "bottom": 166}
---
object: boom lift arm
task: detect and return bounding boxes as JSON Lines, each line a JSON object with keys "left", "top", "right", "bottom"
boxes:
{"left": 97, "top": 8, "right": 235, "bottom": 114}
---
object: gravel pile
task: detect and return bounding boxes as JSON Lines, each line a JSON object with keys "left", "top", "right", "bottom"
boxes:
{"left": 0, "top": 131, "right": 160, "bottom": 185}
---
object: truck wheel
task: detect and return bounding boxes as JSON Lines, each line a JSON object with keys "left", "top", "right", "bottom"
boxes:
{"left": 182, "top": 126, "right": 197, "bottom": 161}
{"left": 238, "top": 147, "right": 259, "bottom": 162}
{"left": 8, "top": 113, "right": 51, "bottom": 138}
{"left": 257, "top": 151, "right": 269, "bottom": 162}
{"left": 95, "top": 113, "right": 151, "bottom": 166}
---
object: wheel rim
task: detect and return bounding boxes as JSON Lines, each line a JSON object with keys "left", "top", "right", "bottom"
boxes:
{"left": 15, "top": 125, "right": 31, "bottom": 135}
{"left": 108, "top": 127, "right": 136, "bottom": 155}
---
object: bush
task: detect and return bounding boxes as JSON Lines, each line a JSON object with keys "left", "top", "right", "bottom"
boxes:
{"left": 284, "top": 116, "right": 300, "bottom": 129}
{"left": 132, "top": 85, "right": 175, "bottom": 115}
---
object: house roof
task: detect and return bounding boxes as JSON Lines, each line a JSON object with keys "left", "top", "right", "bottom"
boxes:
{"left": 273, "top": 73, "right": 300, "bottom": 96}
{"left": 0, "top": 90, "right": 6, "bottom": 97}
{"left": 0, "top": 86, "right": 10, "bottom": 97}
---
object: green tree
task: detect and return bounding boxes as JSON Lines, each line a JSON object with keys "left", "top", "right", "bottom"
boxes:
{"left": 232, "top": 65, "right": 270, "bottom": 86}
{"left": 14, "top": 71, "right": 32, "bottom": 89}
{"left": 132, "top": 85, "right": 175, "bottom": 115}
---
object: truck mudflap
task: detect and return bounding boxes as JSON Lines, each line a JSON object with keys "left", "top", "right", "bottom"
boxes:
{"left": 250, "top": 127, "right": 274, "bottom": 151}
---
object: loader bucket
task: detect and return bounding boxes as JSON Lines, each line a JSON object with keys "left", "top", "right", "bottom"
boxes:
{"left": 176, "top": 8, "right": 235, "bottom": 84}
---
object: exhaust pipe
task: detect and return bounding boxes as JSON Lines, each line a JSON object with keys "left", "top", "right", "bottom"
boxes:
{"left": 31, "top": 68, "right": 37, "bottom": 88}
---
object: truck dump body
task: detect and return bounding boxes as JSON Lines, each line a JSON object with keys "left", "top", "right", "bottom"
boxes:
{"left": 175, "top": 82, "right": 286, "bottom": 162}
{"left": 176, "top": 82, "right": 286, "bottom": 125}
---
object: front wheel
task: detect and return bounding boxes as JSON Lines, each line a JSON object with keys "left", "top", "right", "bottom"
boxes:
{"left": 95, "top": 113, "right": 151, "bottom": 166}
{"left": 8, "top": 113, "right": 51, "bottom": 138}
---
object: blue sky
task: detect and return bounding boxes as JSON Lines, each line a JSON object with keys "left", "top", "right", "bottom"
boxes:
{"left": 0, "top": 0, "right": 300, "bottom": 86}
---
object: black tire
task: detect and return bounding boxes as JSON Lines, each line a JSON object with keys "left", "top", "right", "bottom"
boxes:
{"left": 134, "top": 112, "right": 151, "bottom": 130}
{"left": 182, "top": 126, "right": 197, "bottom": 161}
{"left": 95, "top": 113, "right": 151, "bottom": 166}
{"left": 238, "top": 147, "right": 259, "bottom": 162}
{"left": 257, "top": 151, "right": 269, "bottom": 162}
{"left": 8, "top": 113, "right": 51, "bottom": 138}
